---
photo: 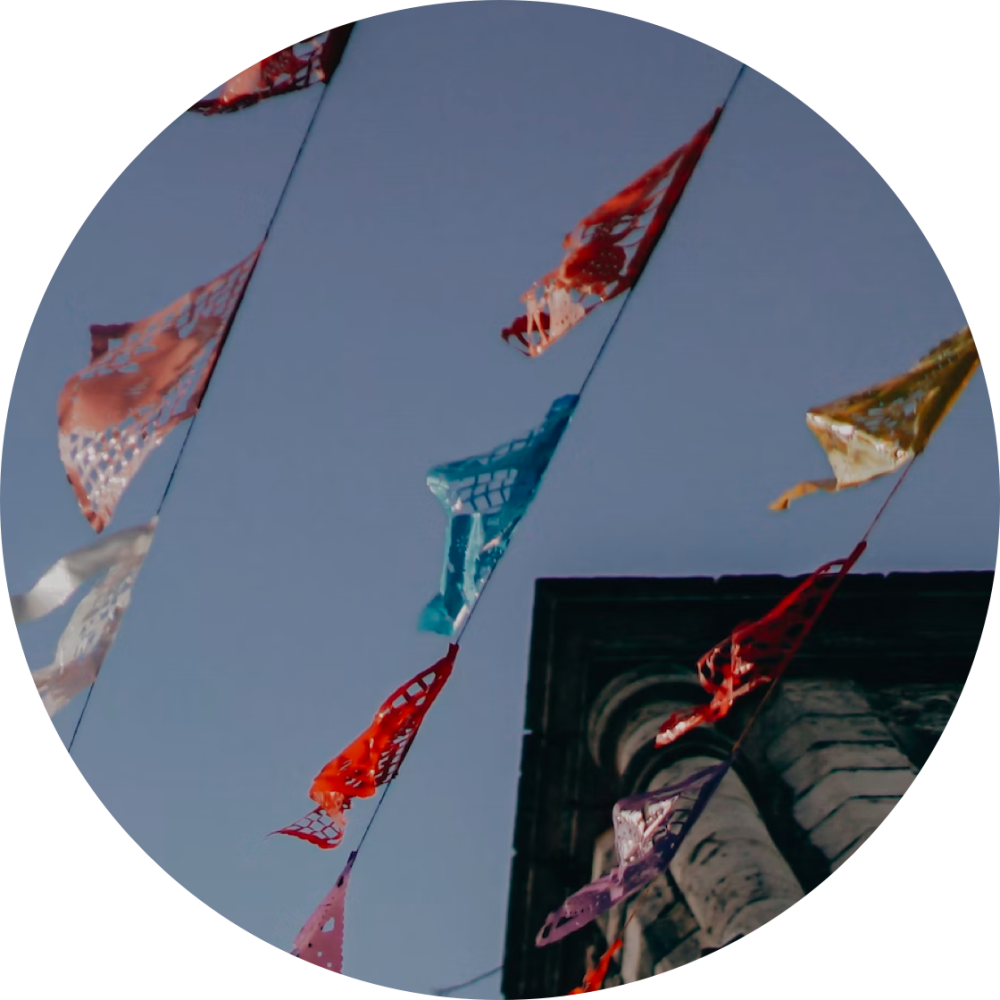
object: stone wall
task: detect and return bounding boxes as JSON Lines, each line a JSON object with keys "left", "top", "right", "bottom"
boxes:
{"left": 581, "top": 678, "right": 932, "bottom": 981}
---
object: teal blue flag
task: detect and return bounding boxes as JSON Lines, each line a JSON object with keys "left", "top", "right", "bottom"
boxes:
{"left": 420, "top": 395, "right": 578, "bottom": 635}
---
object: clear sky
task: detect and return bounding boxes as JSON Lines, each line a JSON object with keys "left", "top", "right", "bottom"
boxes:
{"left": 2, "top": 3, "right": 996, "bottom": 997}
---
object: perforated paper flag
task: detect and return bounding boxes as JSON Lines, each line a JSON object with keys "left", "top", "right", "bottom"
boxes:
{"left": 30, "top": 520, "right": 157, "bottom": 716}
{"left": 656, "top": 542, "right": 866, "bottom": 748}
{"left": 420, "top": 396, "right": 578, "bottom": 636}
{"left": 535, "top": 763, "right": 728, "bottom": 946}
{"left": 11, "top": 521, "right": 157, "bottom": 624}
{"left": 58, "top": 247, "right": 260, "bottom": 532}
{"left": 502, "top": 111, "right": 720, "bottom": 357}
{"left": 273, "top": 645, "right": 457, "bottom": 849}
{"left": 772, "top": 326, "right": 979, "bottom": 510}
{"left": 190, "top": 26, "right": 354, "bottom": 115}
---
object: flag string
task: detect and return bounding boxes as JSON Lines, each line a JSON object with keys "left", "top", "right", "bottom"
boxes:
{"left": 54, "top": 47, "right": 924, "bottom": 987}
{"left": 432, "top": 965, "right": 504, "bottom": 996}
{"left": 453, "top": 62, "right": 748, "bottom": 647}
{"left": 573, "top": 455, "right": 918, "bottom": 981}
{"left": 67, "top": 38, "right": 353, "bottom": 757}
{"left": 861, "top": 459, "right": 915, "bottom": 544}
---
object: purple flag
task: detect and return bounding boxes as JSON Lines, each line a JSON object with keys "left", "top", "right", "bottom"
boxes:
{"left": 535, "top": 762, "right": 728, "bottom": 946}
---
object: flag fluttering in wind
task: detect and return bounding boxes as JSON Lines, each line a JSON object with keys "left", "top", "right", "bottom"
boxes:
{"left": 291, "top": 851, "right": 356, "bottom": 973}
{"left": 420, "top": 396, "right": 578, "bottom": 636}
{"left": 58, "top": 247, "right": 260, "bottom": 532}
{"left": 190, "top": 26, "right": 354, "bottom": 115}
{"left": 274, "top": 645, "right": 458, "bottom": 849}
{"left": 570, "top": 938, "right": 622, "bottom": 994}
{"left": 502, "top": 111, "right": 721, "bottom": 357}
{"left": 771, "top": 326, "right": 979, "bottom": 510}
{"left": 656, "top": 543, "right": 866, "bottom": 748}
{"left": 11, "top": 520, "right": 157, "bottom": 624}
{"left": 27, "top": 520, "right": 157, "bottom": 717}
{"left": 536, "top": 762, "right": 728, "bottom": 946}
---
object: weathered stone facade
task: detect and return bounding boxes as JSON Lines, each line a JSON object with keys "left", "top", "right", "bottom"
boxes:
{"left": 501, "top": 572, "right": 990, "bottom": 999}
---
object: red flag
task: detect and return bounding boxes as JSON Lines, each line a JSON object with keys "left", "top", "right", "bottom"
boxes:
{"left": 570, "top": 938, "right": 622, "bottom": 994}
{"left": 190, "top": 26, "right": 353, "bottom": 115}
{"left": 58, "top": 247, "right": 260, "bottom": 532}
{"left": 502, "top": 110, "right": 721, "bottom": 357}
{"left": 656, "top": 542, "right": 866, "bottom": 747}
{"left": 273, "top": 645, "right": 458, "bottom": 849}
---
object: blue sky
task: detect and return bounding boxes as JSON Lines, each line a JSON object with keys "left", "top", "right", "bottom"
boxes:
{"left": 2, "top": 3, "right": 996, "bottom": 997}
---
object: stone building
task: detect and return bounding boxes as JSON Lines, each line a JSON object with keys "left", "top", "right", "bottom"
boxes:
{"left": 501, "top": 570, "right": 991, "bottom": 999}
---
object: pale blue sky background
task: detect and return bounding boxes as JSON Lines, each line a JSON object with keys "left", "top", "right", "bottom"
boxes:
{"left": 2, "top": 3, "right": 996, "bottom": 996}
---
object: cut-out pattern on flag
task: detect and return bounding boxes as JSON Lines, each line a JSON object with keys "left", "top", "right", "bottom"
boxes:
{"left": 772, "top": 326, "right": 979, "bottom": 510}
{"left": 190, "top": 26, "right": 354, "bottom": 115}
{"left": 11, "top": 520, "right": 157, "bottom": 624}
{"left": 536, "top": 763, "right": 728, "bottom": 946}
{"left": 656, "top": 543, "right": 866, "bottom": 748}
{"left": 273, "top": 645, "right": 458, "bottom": 849}
{"left": 502, "top": 110, "right": 721, "bottom": 357}
{"left": 570, "top": 938, "right": 622, "bottom": 994}
{"left": 30, "top": 520, "right": 156, "bottom": 716}
{"left": 420, "top": 396, "right": 578, "bottom": 636}
{"left": 58, "top": 247, "right": 261, "bottom": 532}
{"left": 291, "top": 851, "right": 356, "bottom": 973}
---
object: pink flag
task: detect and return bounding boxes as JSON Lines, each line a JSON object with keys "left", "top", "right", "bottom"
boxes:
{"left": 291, "top": 852, "right": 356, "bottom": 973}
{"left": 58, "top": 247, "right": 260, "bottom": 532}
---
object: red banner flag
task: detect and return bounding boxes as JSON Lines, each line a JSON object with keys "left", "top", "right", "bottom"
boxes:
{"left": 190, "top": 26, "right": 353, "bottom": 115}
{"left": 502, "top": 110, "right": 721, "bottom": 357}
{"left": 273, "top": 645, "right": 458, "bottom": 849}
{"left": 656, "top": 542, "right": 866, "bottom": 747}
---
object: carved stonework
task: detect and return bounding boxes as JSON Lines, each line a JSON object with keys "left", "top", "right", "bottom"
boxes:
{"left": 502, "top": 571, "right": 990, "bottom": 998}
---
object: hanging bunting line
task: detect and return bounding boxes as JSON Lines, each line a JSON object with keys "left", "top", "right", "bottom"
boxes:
{"left": 447, "top": 64, "right": 747, "bottom": 646}
{"left": 327, "top": 65, "right": 745, "bottom": 971}
{"left": 64, "top": 24, "right": 356, "bottom": 754}
{"left": 291, "top": 850, "right": 357, "bottom": 973}
{"left": 553, "top": 475, "right": 903, "bottom": 983}
{"left": 45, "top": 41, "right": 952, "bottom": 996}
{"left": 432, "top": 965, "right": 504, "bottom": 996}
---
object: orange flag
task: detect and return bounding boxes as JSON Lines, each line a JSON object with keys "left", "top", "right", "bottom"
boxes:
{"left": 570, "top": 938, "right": 622, "bottom": 994}
{"left": 273, "top": 645, "right": 457, "bottom": 849}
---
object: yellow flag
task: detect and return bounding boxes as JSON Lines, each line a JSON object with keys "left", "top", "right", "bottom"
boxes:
{"left": 772, "top": 326, "right": 979, "bottom": 510}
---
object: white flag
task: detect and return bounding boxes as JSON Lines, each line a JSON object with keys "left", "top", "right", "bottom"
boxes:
{"left": 16, "top": 521, "right": 157, "bottom": 717}
{"left": 11, "top": 520, "right": 157, "bottom": 624}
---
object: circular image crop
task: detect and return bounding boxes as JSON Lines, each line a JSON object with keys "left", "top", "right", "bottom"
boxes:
{"left": 3, "top": 3, "right": 996, "bottom": 997}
